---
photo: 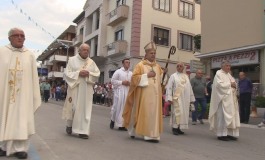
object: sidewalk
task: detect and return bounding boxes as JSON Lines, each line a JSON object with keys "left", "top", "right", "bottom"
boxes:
{"left": 248, "top": 107, "right": 264, "bottom": 125}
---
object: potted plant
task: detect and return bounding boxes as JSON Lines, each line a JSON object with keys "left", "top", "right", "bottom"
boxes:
{"left": 254, "top": 96, "right": 265, "bottom": 108}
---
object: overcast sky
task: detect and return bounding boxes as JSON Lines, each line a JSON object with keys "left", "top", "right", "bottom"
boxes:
{"left": 0, "top": 0, "right": 85, "bottom": 57}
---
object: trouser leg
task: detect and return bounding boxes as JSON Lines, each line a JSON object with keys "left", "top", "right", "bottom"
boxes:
{"left": 198, "top": 98, "right": 207, "bottom": 120}
{"left": 239, "top": 95, "right": 245, "bottom": 122}
{"left": 244, "top": 93, "right": 251, "bottom": 123}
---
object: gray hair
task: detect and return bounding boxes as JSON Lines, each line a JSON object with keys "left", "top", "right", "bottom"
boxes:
{"left": 78, "top": 43, "right": 90, "bottom": 52}
{"left": 8, "top": 27, "right": 23, "bottom": 37}
{"left": 221, "top": 60, "right": 230, "bottom": 67}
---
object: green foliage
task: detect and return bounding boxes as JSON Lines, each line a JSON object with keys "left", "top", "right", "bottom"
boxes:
{"left": 197, "top": 103, "right": 210, "bottom": 119}
{"left": 193, "top": 34, "right": 201, "bottom": 51}
{"left": 254, "top": 96, "right": 265, "bottom": 108}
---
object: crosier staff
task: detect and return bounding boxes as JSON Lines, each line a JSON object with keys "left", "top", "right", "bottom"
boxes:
{"left": 161, "top": 46, "right": 176, "bottom": 89}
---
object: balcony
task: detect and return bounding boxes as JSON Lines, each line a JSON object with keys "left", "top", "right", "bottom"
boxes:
{"left": 44, "top": 60, "right": 53, "bottom": 66}
{"left": 48, "top": 71, "right": 64, "bottom": 78}
{"left": 48, "top": 55, "right": 67, "bottom": 63}
{"left": 107, "top": 40, "right": 127, "bottom": 57}
{"left": 73, "top": 34, "right": 83, "bottom": 46}
{"left": 107, "top": 5, "right": 129, "bottom": 26}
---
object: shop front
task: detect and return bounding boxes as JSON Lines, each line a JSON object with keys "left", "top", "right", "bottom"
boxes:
{"left": 195, "top": 43, "right": 265, "bottom": 95}
{"left": 211, "top": 50, "right": 260, "bottom": 82}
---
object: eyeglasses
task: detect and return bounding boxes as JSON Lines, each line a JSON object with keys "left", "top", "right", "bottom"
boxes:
{"left": 177, "top": 65, "right": 183, "bottom": 68}
{"left": 10, "top": 34, "right": 25, "bottom": 38}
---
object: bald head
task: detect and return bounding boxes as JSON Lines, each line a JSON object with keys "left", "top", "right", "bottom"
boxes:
{"left": 195, "top": 69, "right": 203, "bottom": 78}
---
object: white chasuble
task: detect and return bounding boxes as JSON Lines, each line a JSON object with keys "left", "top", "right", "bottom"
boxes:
{"left": 209, "top": 70, "right": 240, "bottom": 135}
{"left": 166, "top": 72, "right": 195, "bottom": 129}
{"left": 0, "top": 45, "right": 41, "bottom": 141}
{"left": 62, "top": 54, "right": 100, "bottom": 135}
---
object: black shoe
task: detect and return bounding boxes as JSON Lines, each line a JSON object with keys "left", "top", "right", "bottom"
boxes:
{"left": 145, "top": 139, "right": 159, "bottom": 143}
{"left": 172, "top": 128, "right": 179, "bottom": 135}
{"left": 130, "top": 136, "right": 135, "bottom": 139}
{"left": 177, "top": 127, "right": 184, "bottom": 135}
{"left": 66, "top": 126, "right": 72, "bottom": 135}
{"left": 110, "top": 120, "right": 115, "bottom": 129}
{"left": 0, "top": 148, "right": 6, "bottom": 156}
{"left": 227, "top": 135, "right": 238, "bottom": 141}
{"left": 217, "top": 136, "right": 230, "bottom": 141}
{"left": 79, "top": 134, "right": 89, "bottom": 139}
{"left": 118, "top": 127, "right": 128, "bottom": 131}
{"left": 14, "top": 152, "right": 28, "bottom": 159}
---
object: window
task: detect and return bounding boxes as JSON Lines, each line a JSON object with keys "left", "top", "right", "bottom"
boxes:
{"left": 179, "top": 33, "right": 193, "bottom": 51}
{"left": 79, "top": 28, "right": 84, "bottom": 35}
{"left": 153, "top": 0, "right": 170, "bottom": 12}
{"left": 117, "top": 0, "right": 126, "bottom": 7}
{"left": 153, "top": 27, "right": 170, "bottom": 46}
{"left": 179, "top": 0, "right": 194, "bottom": 19}
{"left": 115, "top": 29, "right": 124, "bottom": 41}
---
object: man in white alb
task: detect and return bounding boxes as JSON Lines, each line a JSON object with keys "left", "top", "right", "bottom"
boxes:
{"left": 62, "top": 43, "right": 100, "bottom": 139}
{"left": 0, "top": 28, "right": 41, "bottom": 159}
{"left": 209, "top": 60, "right": 240, "bottom": 141}
{"left": 166, "top": 62, "right": 195, "bottom": 135}
{"left": 110, "top": 58, "right": 132, "bottom": 131}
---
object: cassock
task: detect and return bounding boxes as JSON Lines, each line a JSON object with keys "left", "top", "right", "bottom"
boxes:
{"left": 0, "top": 45, "right": 41, "bottom": 155}
{"left": 123, "top": 59, "right": 163, "bottom": 140}
{"left": 166, "top": 72, "right": 195, "bottom": 129}
{"left": 62, "top": 54, "right": 100, "bottom": 135}
{"left": 209, "top": 69, "right": 240, "bottom": 137}
{"left": 111, "top": 67, "right": 132, "bottom": 127}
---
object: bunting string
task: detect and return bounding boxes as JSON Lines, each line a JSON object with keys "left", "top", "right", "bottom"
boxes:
{"left": 10, "top": 0, "right": 71, "bottom": 52}
{"left": 11, "top": 0, "right": 57, "bottom": 40}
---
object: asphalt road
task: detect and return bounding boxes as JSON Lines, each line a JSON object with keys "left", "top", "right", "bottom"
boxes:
{"left": 1, "top": 100, "right": 265, "bottom": 160}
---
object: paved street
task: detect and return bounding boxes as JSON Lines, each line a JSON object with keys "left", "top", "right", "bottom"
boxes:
{"left": 2, "top": 100, "right": 264, "bottom": 160}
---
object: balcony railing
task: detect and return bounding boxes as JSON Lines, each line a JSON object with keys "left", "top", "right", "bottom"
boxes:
{"left": 44, "top": 60, "right": 53, "bottom": 66}
{"left": 107, "top": 40, "right": 127, "bottom": 57}
{"left": 107, "top": 5, "right": 129, "bottom": 26}
{"left": 73, "top": 34, "right": 83, "bottom": 46}
{"left": 48, "top": 55, "right": 67, "bottom": 63}
{"left": 48, "top": 71, "right": 64, "bottom": 78}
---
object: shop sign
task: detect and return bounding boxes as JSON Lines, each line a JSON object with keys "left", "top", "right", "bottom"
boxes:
{"left": 211, "top": 50, "right": 259, "bottom": 68}
{"left": 190, "top": 60, "right": 205, "bottom": 73}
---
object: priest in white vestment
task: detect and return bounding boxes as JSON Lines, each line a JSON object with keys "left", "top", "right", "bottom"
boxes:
{"left": 0, "top": 28, "right": 41, "bottom": 159}
{"left": 62, "top": 43, "right": 100, "bottom": 139}
{"left": 209, "top": 60, "right": 240, "bottom": 141}
{"left": 166, "top": 62, "right": 195, "bottom": 135}
{"left": 123, "top": 42, "right": 164, "bottom": 143}
{"left": 110, "top": 58, "right": 132, "bottom": 131}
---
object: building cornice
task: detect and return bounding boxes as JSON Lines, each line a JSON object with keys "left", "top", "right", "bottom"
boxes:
{"left": 195, "top": 43, "right": 265, "bottom": 58}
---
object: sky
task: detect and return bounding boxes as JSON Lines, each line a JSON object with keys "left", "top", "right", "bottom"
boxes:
{"left": 0, "top": 0, "right": 86, "bottom": 57}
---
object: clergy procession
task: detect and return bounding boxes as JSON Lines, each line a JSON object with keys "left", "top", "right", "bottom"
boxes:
{"left": 0, "top": 27, "right": 264, "bottom": 160}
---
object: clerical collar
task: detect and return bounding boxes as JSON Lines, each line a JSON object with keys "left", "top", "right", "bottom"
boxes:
{"left": 77, "top": 53, "right": 89, "bottom": 61}
{"left": 177, "top": 71, "right": 183, "bottom": 74}
{"left": 220, "top": 69, "right": 229, "bottom": 74}
{"left": 142, "top": 58, "right": 156, "bottom": 67}
{"left": 121, "top": 67, "right": 129, "bottom": 71}
{"left": 7, "top": 44, "right": 26, "bottom": 52}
